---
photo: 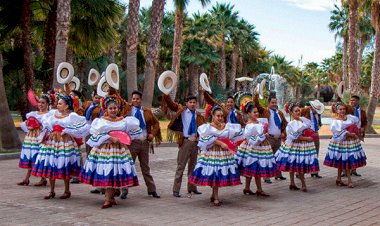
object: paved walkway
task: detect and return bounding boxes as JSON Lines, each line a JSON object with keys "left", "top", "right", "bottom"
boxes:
{"left": 1, "top": 139, "right": 380, "bottom": 226}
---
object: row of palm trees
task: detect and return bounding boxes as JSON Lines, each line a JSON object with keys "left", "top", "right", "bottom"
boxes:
{"left": 2, "top": 0, "right": 380, "bottom": 150}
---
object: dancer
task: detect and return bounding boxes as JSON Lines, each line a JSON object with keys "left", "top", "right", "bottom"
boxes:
{"left": 324, "top": 102, "right": 366, "bottom": 188}
{"left": 204, "top": 91, "right": 245, "bottom": 126}
{"left": 161, "top": 94, "right": 206, "bottom": 197}
{"left": 18, "top": 93, "right": 52, "bottom": 186}
{"left": 254, "top": 91, "right": 288, "bottom": 183}
{"left": 275, "top": 102, "right": 319, "bottom": 192}
{"left": 235, "top": 102, "right": 277, "bottom": 196}
{"left": 300, "top": 100, "right": 324, "bottom": 178}
{"left": 80, "top": 96, "right": 141, "bottom": 208}
{"left": 346, "top": 95, "right": 367, "bottom": 177}
{"left": 120, "top": 90, "right": 162, "bottom": 199}
{"left": 189, "top": 105, "right": 243, "bottom": 206}
{"left": 31, "top": 95, "right": 90, "bottom": 199}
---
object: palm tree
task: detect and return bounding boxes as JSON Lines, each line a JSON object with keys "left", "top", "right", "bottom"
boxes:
{"left": 366, "top": 0, "right": 380, "bottom": 134}
{"left": 0, "top": 52, "right": 22, "bottom": 150}
{"left": 348, "top": 0, "right": 360, "bottom": 95}
{"left": 229, "top": 19, "right": 259, "bottom": 91}
{"left": 329, "top": 4, "right": 349, "bottom": 86}
{"left": 169, "top": 0, "right": 210, "bottom": 101}
{"left": 52, "top": 0, "right": 71, "bottom": 89}
{"left": 21, "top": 0, "right": 35, "bottom": 95}
{"left": 357, "top": 1, "right": 374, "bottom": 80}
{"left": 209, "top": 3, "right": 239, "bottom": 90}
{"left": 142, "top": 0, "right": 166, "bottom": 107}
{"left": 125, "top": 0, "right": 140, "bottom": 101}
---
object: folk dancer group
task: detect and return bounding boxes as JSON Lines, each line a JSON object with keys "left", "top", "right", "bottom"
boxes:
{"left": 16, "top": 68, "right": 368, "bottom": 208}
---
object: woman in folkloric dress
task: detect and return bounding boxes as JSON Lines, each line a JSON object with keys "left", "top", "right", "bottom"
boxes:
{"left": 235, "top": 102, "right": 277, "bottom": 197}
{"left": 189, "top": 105, "right": 243, "bottom": 207}
{"left": 31, "top": 95, "right": 90, "bottom": 199}
{"left": 324, "top": 102, "right": 366, "bottom": 188}
{"left": 18, "top": 93, "right": 53, "bottom": 186}
{"left": 80, "top": 96, "right": 141, "bottom": 209}
{"left": 275, "top": 103, "right": 319, "bottom": 192}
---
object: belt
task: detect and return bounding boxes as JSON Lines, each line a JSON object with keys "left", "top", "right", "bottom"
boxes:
{"left": 268, "top": 134, "right": 281, "bottom": 139}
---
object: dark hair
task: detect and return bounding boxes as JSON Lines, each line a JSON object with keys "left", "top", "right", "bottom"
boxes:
{"left": 40, "top": 93, "right": 52, "bottom": 105}
{"left": 60, "top": 96, "right": 74, "bottom": 111}
{"left": 132, "top": 90, "right": 143, "bottom": 98}
{"left": 267, "top": 92, "right": 276, "bottom": 102}
{"left": 211, "top": 104, "right": 223, "bottom": 115}
{"left": 103, "top": 96, "right": 119, "bottom": 109}
{"left": 227, "top": 96, "right": 234, "bottom": 101}
{"left": 71, "top": 90, "right": 82, "bottom": 99}
{"left": 289, "top": 102, "right": 299, "bottom": 113}
{"left": 351, "top": 95, "right": 360, "bottom": 100}
{"left": 186, "top": 95, "right": 197, "bottom": 102}
{"left": 335, "top": 101, "right": 346, "bottom": 112}
{"left": 244, "top": 101, "right": 256, "bottom": 114}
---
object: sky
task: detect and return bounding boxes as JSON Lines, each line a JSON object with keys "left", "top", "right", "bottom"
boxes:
{"left": 136, "top": 0, "right": 341, "bottom": 67}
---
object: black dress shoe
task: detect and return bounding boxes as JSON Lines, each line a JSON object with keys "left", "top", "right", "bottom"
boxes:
{"left": 188, "top": 190, "right": 202, "bottom": 195}
{"left": 90, "top": 189, "right": 101, "bottom": 194}
{"left": 148, "top": 191, "right": 160, "bottom": 198}
{"left": 352, "top": 171, "right": 361, "bottom": 177}
{"left": 275, "top": 176, "right": 287, "bottom": 180}
{"left": 264, "top": 179, "right": 272, "bottom": 184}
{"left": 311, "top": 173, "right": 323, "bottom": 178}
{"left": 173, "top": 191, "right": 181, "bottom": 198}
{"left": 120, "top": 189, "right": 128, "bottom": 199}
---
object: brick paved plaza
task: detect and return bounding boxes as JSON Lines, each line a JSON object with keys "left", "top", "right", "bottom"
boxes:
{"left": 1, "top": 138, "right": 379, "bottom": 226}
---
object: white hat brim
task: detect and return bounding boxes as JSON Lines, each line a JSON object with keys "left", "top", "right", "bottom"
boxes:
{"left": 64, "top": 76, "right": 80, "bottom": 91}
{"left": 259, "top": 79, "right": 266, "bottom": 99}
{"left": 158, "top": 71, "right": 177, "bottom": 95}
{"left": 88, "top": 69, "right": 101, "bottom": 86}
{"left": 97, "top": 76, "right": 108, "bottom": 97}
{"left": 200, "top": 73, "right": 212, "bottom": 93}
{"left": 105, "top": 63, "right": 119, "bottom": 90}
{"left": 310, "top": 100, "right": 325, "bottom": 115}
{"left": 337, "top": 81, "right": 344, "bottom": 98}
{"left": 57, "top": 62, "right": 74, "bottom": 84}
{"left": 235, "top": 77, "right": 254, "bottom": 82}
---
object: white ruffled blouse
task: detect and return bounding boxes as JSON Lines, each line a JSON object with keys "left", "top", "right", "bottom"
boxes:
{"left": 285, "top": 117, "right": 312, "bottom": 145}
{"left": 42, "top": 110, "right": 90, "bottom": 139}
{"left": 330, "top": 114, "right": 359, "bottom": 142}
{"left": 197, "top": 122, "right": 244, "bottom": 153}
{"left": 87, "top": 116, "right": 143, "bottom": 148}
{"left": 243, "top": 118, "right": 268, "bottom": 147}
{"left": 20, "top": 111, "right": 53, "bottom": 133}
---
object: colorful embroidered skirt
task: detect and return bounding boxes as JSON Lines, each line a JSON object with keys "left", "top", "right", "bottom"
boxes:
{"left": 235, "top": 140, "right": 278, "bottom": 178}
{"left": 31, "top": 132, "right": 81, "bottom": 179}
{"left": 189, "top": 146, "right": 241, "bottom": 187}
{"left": 80, "top": 143, "right": 139, "bottom": 188}
{"left": 19, "top": 129, "right": 41, "bottom": 169}
{"left": 275, "top": 140, "right": 319, "bottom": 173}
{"left": 324, "top": 137, "right": 366, "bottom": 169}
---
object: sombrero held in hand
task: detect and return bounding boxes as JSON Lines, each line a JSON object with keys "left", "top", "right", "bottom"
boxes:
{"left": 200, "top": 73, "right": 212, "bottom": 93}
{"left": 157, "top": 71, "right": 177, "bottom": 95}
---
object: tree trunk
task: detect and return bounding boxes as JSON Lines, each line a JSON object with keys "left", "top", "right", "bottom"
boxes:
{"left": 218, "top": 36, "right": 226, "bottom": 89}
{"left": 0, "top": 52, "right": 22, "bottom": 150}
{"left": 348, "top": 0, "right": 360, "bottom": 95}
{"left": 356, "top": 34, "right": 367, "bottom": 83}
{"left": 169, "top": 7, "right": 184, "bottom": 101}
{"left": 52, "top": 0, "right": 71, "bottom": 89}
{"left": 366, "top": 27, "right": 380, "bottom": 134}
{"left": 42, "top": 0, "right": 57, "bottom": 91}
{"left": 189, "top": 63, "right": 199, "bottom": 97}
{"left": 142, "top": 0, "right": 166, "bottom": 108}
{"left": 21, "top": 0, "right": 35, "bottom": 112}
{"left": 342, "top": 36, "right": 349, "bottom": 87}
{"left": 230, "top": 43, "right": 239, "bottom": 91}
{"left": 125, "top": 0, "right": 140, "bottom": 101}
